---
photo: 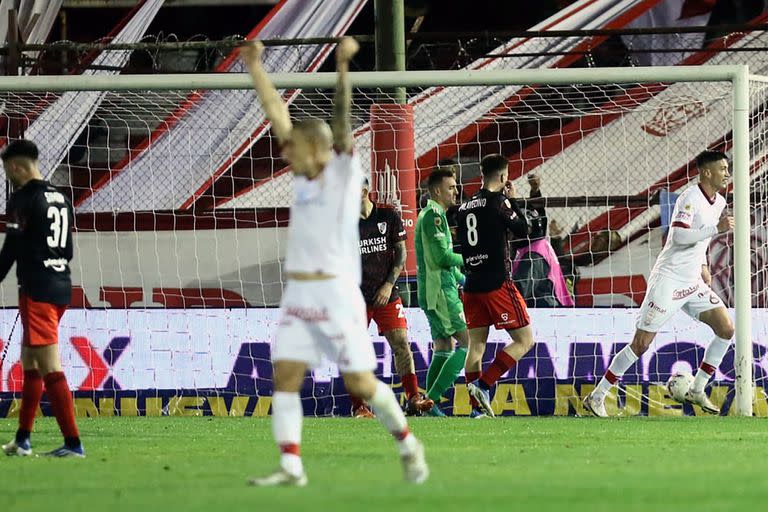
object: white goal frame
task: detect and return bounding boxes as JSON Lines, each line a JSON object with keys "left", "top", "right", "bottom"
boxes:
{"left": 0, "top": 64, "right": 755, "bottom": 416}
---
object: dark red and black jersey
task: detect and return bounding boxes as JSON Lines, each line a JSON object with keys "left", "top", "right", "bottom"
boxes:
{"left": 0, "top": 180, "right": 74, "bottom": 305}
{"left": 359, "top": 203, "right": 406, "bottom": 305}
{"left": 456, "top": 189, "right": 528, "bottom": 293}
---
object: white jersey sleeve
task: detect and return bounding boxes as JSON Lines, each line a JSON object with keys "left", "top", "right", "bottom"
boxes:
{"left": 651, "top": 184, "right": 725, "bottom": 283}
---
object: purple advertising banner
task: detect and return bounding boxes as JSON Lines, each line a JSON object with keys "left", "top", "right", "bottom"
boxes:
{"left": 1, "top": 308, "right": 766, "bottom": 417}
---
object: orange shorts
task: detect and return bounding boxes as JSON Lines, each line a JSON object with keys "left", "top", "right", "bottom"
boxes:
{"left": 366, "top": 297, "right": 408, "bottom": 335}
{"left": 462, "top": 280, "right": 530, "bottom": 331}
{"left": 19, "top": 294, "right": 67, "bottom": 347}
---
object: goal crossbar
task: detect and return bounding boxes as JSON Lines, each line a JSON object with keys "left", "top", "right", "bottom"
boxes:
{"left": 0, "top": 64, "right": 751, "bottom": 91}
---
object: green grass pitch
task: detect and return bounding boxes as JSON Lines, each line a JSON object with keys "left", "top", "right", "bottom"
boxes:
{"left": 2, "top": 416, "right": 766, "bottom": 511}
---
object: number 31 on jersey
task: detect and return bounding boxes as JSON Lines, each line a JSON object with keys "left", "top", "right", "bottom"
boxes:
{"left": 47, "top": 206, "right": 69, "bottom": 249}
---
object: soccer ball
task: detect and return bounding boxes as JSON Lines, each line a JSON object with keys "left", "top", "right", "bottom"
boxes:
{"left": 667, "top": 372, "right": 694, "bottom": 403}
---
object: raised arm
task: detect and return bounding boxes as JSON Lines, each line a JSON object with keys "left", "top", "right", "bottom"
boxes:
{"left": 240, "top": 41, "right": 292, "bottom": 145}
{"left": 332, "top": 37, "right": 359, "bottom": 154}
{"left": 499, "top": 182, "right": 529, "bottom": 238}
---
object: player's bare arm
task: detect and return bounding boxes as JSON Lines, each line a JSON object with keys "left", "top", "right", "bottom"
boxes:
{"left": 373, "top": 240, "right": 406, "bottom": 307}
{"left": 332, "top": 37, "right": 359, "bottom": 154}
{"left": 240, "top": 41, "right": 293, "bottom": 144}
{"left": 701, "top": 264, "right": 712, "bottom": 286}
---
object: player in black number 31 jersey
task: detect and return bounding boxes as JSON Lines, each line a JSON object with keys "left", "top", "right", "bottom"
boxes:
{"left": 0, "top": 139, "right": 84, "bottom": 458}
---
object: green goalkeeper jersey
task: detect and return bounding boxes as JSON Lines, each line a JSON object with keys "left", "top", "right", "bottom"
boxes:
{"left": 415, "top": 199, "right": 465, "bottom": 310}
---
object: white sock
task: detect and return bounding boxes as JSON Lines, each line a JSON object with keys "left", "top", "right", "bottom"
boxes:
{"left": 594, "top": 345, "right": 640, "bottom": 398}
{"left": 691, "top": 336, "right": 731, "bottom": 393}
{"left": 368, "top": 380, "right": 418, "bottom": 455}
{"left": 272, "top": 391, "right": 304, "bottom": 476}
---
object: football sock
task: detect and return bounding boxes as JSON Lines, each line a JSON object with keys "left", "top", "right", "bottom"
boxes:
{"left": 594, "top": 345, "right": 639, "bottom": 398}
{"left": 692, "top": 335, "right": 731, "bottom": 393}
{"left": 272, "top": 391, "right": 304, "bottom": 476}
{"left": 465, "top": 371, "right": 481, "bottom": 408}
{"left": 43, "top": 372, "right": 80, "bottom": 447}
{"left": 425, "top": 350, "right": 451, "bottom": 391}
{"left": 400, "top": 373, "right": 419, "bottom": 400}
{"left": 18, "top": 369, "right": 43, "bottom": 439}
{"left": 426, "top": 347, "right": 467, "bottom": 403}
{"left": 369, "top": 380, "right": 417, "bottom": 455}
{"left": 479, "top": 351, "right": 517, "bottom": 390}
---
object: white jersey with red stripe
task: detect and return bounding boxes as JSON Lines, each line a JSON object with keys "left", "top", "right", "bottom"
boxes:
{"left": 283, "top": 151, "right": 365, "bottom": 284}
{"left": 651, "top": 183, "right": 726, "bottom": 283}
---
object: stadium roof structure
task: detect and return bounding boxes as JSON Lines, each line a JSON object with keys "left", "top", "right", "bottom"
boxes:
{"left": 220, "top": 0, "right": 666, "bottom": 210}
{"left": 76, "top": 0, "right": 367, "bottom": 213}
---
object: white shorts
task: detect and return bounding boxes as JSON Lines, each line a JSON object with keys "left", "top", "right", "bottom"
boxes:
{"left": 636, "top": 273, "right": 725, "bottom": 332}
{"left": 273, "top": 277, "right": 375, "bottom": 372}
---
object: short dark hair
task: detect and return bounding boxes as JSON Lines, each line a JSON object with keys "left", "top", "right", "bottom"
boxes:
{"left": 695, "top": 150, "right": 727, "bottom": 169}
{"left": 427, "top": 168, "right": 455, "bottom": 192}
{"left": 1, "top": 139, "right": 39, "bottom": 161}
{"left": 437, "top": 158, "right": 458, "bottom": 169}
{"left": 480, "top": 154, "right": 508, "bottom": 177}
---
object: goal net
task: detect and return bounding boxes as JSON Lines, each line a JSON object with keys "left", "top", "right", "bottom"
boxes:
{"left": 0, "top": 64, "right": 764, "bottom": 418}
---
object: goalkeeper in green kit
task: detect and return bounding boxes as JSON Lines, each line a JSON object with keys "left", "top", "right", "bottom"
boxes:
{"left": 415, "top": 168, "right": 469, "bottom": 416}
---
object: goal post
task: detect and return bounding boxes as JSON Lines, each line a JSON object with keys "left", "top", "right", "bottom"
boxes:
{"left": 0, "top": 64, "right": 759, "bottom": 416}
{"left": 732, "top": 66, "right": 752, "bottom": 416}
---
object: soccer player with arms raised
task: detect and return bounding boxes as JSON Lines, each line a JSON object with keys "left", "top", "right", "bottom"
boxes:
{"left": 0, "top": 140, "right": 83, "bottom": 457}
{"left": 350, "top": 179, "right": 434, "bottom": 417}
{"left": 456, "top": 154, "right": 534, "bottom": 418}
{"left": 584, "top": 150, "right": 734, "bottom": 417}
{"left": 241, "top": 38, "right": 427, "bottom": 486}
{"left": 415, "top": 168, "right": 470, "bottom": 416}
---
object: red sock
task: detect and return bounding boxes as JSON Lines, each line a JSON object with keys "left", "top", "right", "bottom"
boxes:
{"left": 480, "top": 351, "right": 517, "bottom": 388}
{"left": 401, "top": 373, "right": 419, "bottom": 399}
{"left": 350, "top": 394, "right": 366, "bottom": 410}
{"left": 280, "top": 443, "right": 300, "bottom": 456}
{"left": 465, "top": 371, "right": 481, "bottom": 408}
{"left": 393, "top": 426, "right": 410, "bottom": 441}
{"left": 465, "top": 371, "right": 481, "bottom": 384}
{"left": 19, "top": 370, "right": 43, "bottom": 432}
{"left": 43, "top": 372, "right": 79, "bottom": 439}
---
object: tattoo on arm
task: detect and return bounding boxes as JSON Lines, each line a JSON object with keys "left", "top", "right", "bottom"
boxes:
{"left": 386, "top": 241, "right": 407, "bottom": 285}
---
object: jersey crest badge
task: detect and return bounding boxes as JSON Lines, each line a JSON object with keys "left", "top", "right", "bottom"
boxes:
{"left": 434, "top": 216, "right": 442, "bottom": 227}
{"left": 378, "top": 221, "right": 387, "bottom": 234}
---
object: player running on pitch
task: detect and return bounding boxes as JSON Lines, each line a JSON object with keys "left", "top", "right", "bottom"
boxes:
{"left": 584, "top": 150, "right": 735, "bottom": 417}
{"left": 241, "top": 37, "right": 427, "bottom": 486}
{"left": 0, "top": 139, "right": 84, "bottom": 457}
{"left": 455, "top": 154, "right": 534, "bottom": 418}
{"left": 350, "top": 179, "right": 434, "bottom": 418}
{"left": 415, "top": 168, "right": 469, "bottom": 416}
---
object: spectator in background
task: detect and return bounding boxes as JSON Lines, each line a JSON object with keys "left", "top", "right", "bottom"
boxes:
{"left": 511, "top": 173, "right": 574, "bottom": 307}
{"left": 550, "top": 221, "right": 623, "bottom": 294}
